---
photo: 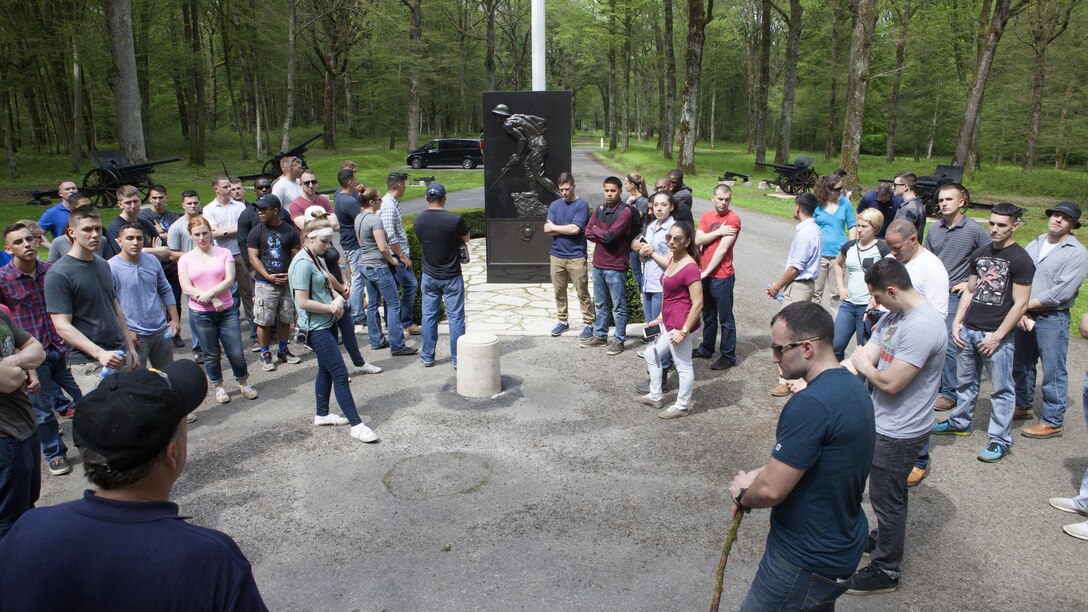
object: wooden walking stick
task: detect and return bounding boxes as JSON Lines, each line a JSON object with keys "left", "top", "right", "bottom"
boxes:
{"left": 709, "top": 511, "right": 746, "bottom": 612}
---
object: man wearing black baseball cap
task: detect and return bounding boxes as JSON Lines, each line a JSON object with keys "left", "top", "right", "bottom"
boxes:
{"left": 413, "top": 183, "right": 470, "bottom": 367}
{"left": 1014, "top": 201, "right": 1088, "bottom": 440}
{"left": 0, "top": 360, "right": 268, "bottom": 610}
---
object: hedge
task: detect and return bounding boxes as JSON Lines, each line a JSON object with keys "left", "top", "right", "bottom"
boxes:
{"left": 399, "top": 207, "right": 645, "bottom": 325}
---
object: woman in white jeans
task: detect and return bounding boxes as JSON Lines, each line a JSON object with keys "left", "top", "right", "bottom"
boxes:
{"left": 639, "top": 221, "right": 704, "bottom": 419}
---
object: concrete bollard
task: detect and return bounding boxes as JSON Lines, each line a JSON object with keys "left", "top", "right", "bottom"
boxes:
{"left": 456, "top": 332, "right": 502, "bottom": 397}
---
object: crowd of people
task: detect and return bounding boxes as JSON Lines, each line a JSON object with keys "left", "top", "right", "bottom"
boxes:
{"left": 0, "top": 158, "right": 1086, "bottom": 609}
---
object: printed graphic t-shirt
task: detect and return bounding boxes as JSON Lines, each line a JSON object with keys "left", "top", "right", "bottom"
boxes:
{"left": 963, "top": 242, "right": 1034, "bottom": 332}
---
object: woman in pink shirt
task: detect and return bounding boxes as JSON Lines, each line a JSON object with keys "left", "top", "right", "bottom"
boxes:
{"left": 639, "top": 221, "right": 703, "bottom": 419}
{"left": 178, "top": 215, "right": 256, "bottom": 404}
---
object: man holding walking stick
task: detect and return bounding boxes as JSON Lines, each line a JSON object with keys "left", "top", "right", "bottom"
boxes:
{"left": 728, "top": 302, "right": 875, "bottom": 610}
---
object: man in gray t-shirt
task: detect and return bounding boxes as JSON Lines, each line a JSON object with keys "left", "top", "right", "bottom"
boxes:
{"left": 355, "top": 205, "right": 415, "bottom": 355}
{"left": 844, "top": 258, "right": 946, "bottom": 595}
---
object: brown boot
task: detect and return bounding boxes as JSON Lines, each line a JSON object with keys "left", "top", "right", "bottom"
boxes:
{"left": 770, "top": 383, "right": 791, "bottom": 397}
{"left": 1022, "top": 422, "right": 1063, "bottom": 439}
{"left": 907, "top": 466, "right": 929, "bottom": 487}
{"left": 933, "top": 396, "right": 956, "bottom": 411}
{"left": 1012, "top": 407, "right": 1034, "bottom": 421}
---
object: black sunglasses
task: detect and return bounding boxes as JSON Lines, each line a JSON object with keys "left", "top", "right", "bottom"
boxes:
{"left": 771, "top": 337, "right": 821, "bottom": 356}
{"left": 302, "top": 180, "right": 318, "bottom": 186}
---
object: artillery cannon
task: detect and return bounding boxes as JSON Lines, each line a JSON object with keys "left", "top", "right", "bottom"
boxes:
{"left": 239, "top": 133, "right": 323, "bottom": 182}
{"left": 754, "top": 156, "right": 818, "bottom": 195}
{"left": 81, "top": 151, "right": 181, "bottom": 208}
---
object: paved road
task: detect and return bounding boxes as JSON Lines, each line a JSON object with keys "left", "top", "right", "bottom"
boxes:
{"left": 36, "top": 149, "right": 1088, "bottom": 610}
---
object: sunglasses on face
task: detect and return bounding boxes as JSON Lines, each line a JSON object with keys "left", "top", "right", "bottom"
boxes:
{"left": 770, "top": 337, "right": 821, "bottom": 356}
{"left": 302, "top": 180, "right": 318, "bottom": 186}
{"left": 255, "top": 185, "right": 271, "bottom": 191}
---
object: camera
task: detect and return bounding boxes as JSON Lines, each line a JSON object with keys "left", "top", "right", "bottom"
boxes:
{"left": 865, "top": 308, "right": 885, "bottom": 325}
{"left": 294, "top": 330, "right": 309, "bottom": 345}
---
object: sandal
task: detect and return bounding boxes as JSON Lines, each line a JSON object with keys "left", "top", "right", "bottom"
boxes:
{"left": 240, "top": 385, "right": 259, "bottom": 400}
{"left": 215, "top": 387, "right": 231, "bottom": 404}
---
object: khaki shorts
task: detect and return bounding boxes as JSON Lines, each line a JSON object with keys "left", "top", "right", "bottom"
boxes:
{"left": 253, "top": 282, "right": 296, "bottom": 326}
{"left": 70, "top": 350, "right": 138, "bottom": 394}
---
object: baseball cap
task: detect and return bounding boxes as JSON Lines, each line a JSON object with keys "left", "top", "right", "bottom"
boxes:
{"left": 1045, "top": 201, "right": 1081, "bottom": 228}
{"left": 73, "top": 360, "right": 208, "bottom": 472}
{"left": 426, "top": 182, "right": 447, "bottom": 201}
{"left": 254, "top": 194, "right": 282, "bottom": 209}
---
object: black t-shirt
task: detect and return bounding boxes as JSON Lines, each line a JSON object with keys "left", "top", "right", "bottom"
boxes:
{"left": 964, "top": 242, "right": 1035, "bottom": 332}
{"left": 333, "top": 191, "right": 362, "bottom": 250}
{"left": 246, "top": 222, "right": 300, "bottom": 280}
{"left": 0, "top": 311, "right": 34, "bottom": 440}
{"left": 413, "top": 209, "right": 469, "bottom": 280}
{"left": 103, "top": 216, "right": 160, "bottom": 261}
{"left": 238, "top": 205, "right": 292, "bottom": 270}
{"left": 672, "top": 186, "right": 694, "bottom": 223}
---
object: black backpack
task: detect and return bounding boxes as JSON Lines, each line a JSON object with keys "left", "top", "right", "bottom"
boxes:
{"left": 596, "top": 202, "right": 642, "bottom": 245}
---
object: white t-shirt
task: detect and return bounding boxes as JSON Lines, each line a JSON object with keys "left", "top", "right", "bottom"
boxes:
{"left": 272, "top": 177, "right": 304, "bottom": 212}
{"left": 899, "top": 248, "right": 950, "bottom": 317}
{"left": 202, "top": 200, "right": 247, "bottom": 255}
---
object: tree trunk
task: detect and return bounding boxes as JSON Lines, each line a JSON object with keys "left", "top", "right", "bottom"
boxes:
{"left": 71, "top": 39, "right": 84, "bottom": 173}
{"left": 404, "top": 0, "right": 422, "bottom": 151}
{"left": 106, "top": 0, "right": 147, "bottom": 163}
{"left": 483, "top": 0, "right": 499, "bottom": 91}
{"left": 709, "top": 92, "right": 716, "bottom": 148}
{"left": 951, "top": 0, "right": 1018, "bottom": 171}
{"left": 774, "top": 0, "right": 803, "bottom": 165}
{"left": 181, "top": 0, "right": 206, "bottom": 165}
{"left": 281, "top": 0, "right": 298, "bottom": 151}
{"left": 621, "top": 11, "right": 632, "bottom": 153}
{"left": 0, "top": 62, "right": 18, "bottom": 179}
{"left": 885, "top": 0, "right": 911, "bottom": 163}
{"left": 662, "top": 0, "right": 676, "bottom": 160}
{"left": 838, "top": 0, "right": 878, "bottom": 185}
{"left": 344, "top": 71, "right": 355, "bottom": 138}
{"left": 1023, "top": 47, "right": 1046, "bottom": 172}
{"left": 652, "top": 9, "right": 666, "bottom": 150}
{"left": 136, "top": 0, "right": 153, "bottom": 157}
{"left": 168, "top": 10, "right": 190, "bottom": 139}
{"left": 321, "top": 12, "right": 338, "bottom": 150}
{"left": 1054, "top": 75, "right": 1075, "bottom": 170}
{"left": 825, "top": 0, "right": 845, "bottom": 159}
{"left": 754, "top": 0, "right": 771, "bottom": 164}
{"left": 677, "top": 0, "right": 713, "bottom": 174}
{"left": 219, "top": 0, "right": 249, "bottom": 160}
{"left": 926, "top": 93, "right": 940, "bottom": 159}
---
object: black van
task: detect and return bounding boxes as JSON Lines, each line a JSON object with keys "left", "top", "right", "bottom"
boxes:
{"left": 406, "top": 139, "right": 483, "bottom": 169}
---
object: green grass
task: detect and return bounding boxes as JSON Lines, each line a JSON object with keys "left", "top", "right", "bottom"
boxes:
{"left": 0, "top": 132, "right": 484, "bottom": 230}
{"left": 595, "top": 140, "right": 1088, "bottom": 332}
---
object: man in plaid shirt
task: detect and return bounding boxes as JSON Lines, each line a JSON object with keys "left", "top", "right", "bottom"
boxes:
{"left": 0, "top": 222, "right": 81, "bottom": 477}
{"left": 380, "top": 172, "right": 421, "bottom": 336}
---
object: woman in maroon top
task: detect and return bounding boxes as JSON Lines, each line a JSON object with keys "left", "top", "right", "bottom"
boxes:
{"left": 639, "top": 221, "right": 703, "bottom": 419}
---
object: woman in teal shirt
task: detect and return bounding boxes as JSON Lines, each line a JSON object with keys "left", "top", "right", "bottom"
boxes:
{"left": 812, "top": 174, "right": 857, "bottom": 305}
{"left": 289, "top": 215, "right": 379, "bottom": 443}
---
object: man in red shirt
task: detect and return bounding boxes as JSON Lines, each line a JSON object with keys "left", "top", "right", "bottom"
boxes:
{"left": 289, "top": 170, "right": 338, "bottom": 233}
{"left": 583, "top": 177, "right": 633, "bottom": 356}
{"left": 693, "top": 184, "right": 741, "bottom": 370}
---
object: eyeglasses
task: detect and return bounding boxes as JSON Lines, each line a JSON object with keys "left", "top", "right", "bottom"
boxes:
{"left": 893, "top": 182, "right": 906, "bottom": 187}
{"left": 665, "top": 234, "right": 685, "bottom": 243}
{"left": 255, "top": 185, "right": 271, "bottom": 191}
{"left": 770, "top": 337, "right": 821, "bottom": 356}
{"left": 302, "top": 180, "right": 318, "bottom": 186}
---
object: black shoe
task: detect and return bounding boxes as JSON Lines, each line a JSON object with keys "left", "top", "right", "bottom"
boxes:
{"left": 193, "top": 351, "right": 205, "bottom": 365}
{"left": 710, "top": 356, "right": 736, "bottom": 370}
{"left": 846, "top": 564, "right": 898, "bottom": 595}
{"left": 391, "top": 346, "right": 419, "bottom": 356}
{"left": 692, "top": 348, "right": 713, "bottom": 359}
{"left": 172, "top": 335, "right": 186, "bottom": 349}
{"left": 372, "top": 339, "right": 390, "bottom": 350}
{"left": 864, "top": 533, "right": 875, "bottom": 556}
{"left": 635, "top": 368, "right": 669, "bottom": 394}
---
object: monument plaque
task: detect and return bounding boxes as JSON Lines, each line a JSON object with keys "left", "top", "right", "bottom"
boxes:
{"left": 482, "top": 91, "right": 572, "bottom": 283}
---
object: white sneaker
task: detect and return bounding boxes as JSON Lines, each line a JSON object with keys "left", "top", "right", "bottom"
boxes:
{"left": 1050, "top": 497, "right": 1088, "bottom": 516}
{"left": 314, "top": 414, "right": 349, "bottom": 426}
{"left": 1064, "top": 520, "right": 1088, "bottom": 541}
{"left": 350, "top": 423, "right": 379, "bottom": 443}
{"left": 359, "top": 362, "right": 382, "bottom": 374}
{"left": 354, "top": 324, "right": 366, "bottom": 335}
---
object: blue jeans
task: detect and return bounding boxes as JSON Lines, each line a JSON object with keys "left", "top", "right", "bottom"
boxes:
{"left": 948, "top": 326, "right": 1016, "bottom": 448}
{"left": 833, "top": 301, "right": 868, "bottom": 362}
{"left": 592, "top": 267, "right": 627, "bottom": 342}
{"left": 190, "top": 305, "right": 249, "bottom": 385}
{"left": 1013, "top": 310, "right": 1070, "bottom": 427}
{"left": 343, "top": 248, "right": 368, "bottom": 325}
{"left": 391, "top": 261, "right": 419, "bottom": 330}
{"left": 699, "top": 276, "right": 736, "bottom": 361}
{"left": 363, "top": 265, "right": 408, "bottom": 351}
{"left": 421, "top": 274, "right": 466, "bottom": 365}
{"left": 29, "top": 349, "right": 73, "bottom": 461}
{"left": 629, "top": 251, "right": 643, "bottom": 292}
{"left": 44, "top": 350, "right": 81, "bottom": 414}
{"left": 1073, "top": 376, "right": 1088, "bottom": 511}
{"left": 331, "top": 310, "right": 365, "bottom": 367}
{"left": 939, "top": 291, "right": 961, "bottom": 400}
{"left": 188, "top": 304, "right": 202, "bottom": 353}
{"left": 0, "top": 431, "right": 40, "bottom": 541}
{"left": 641, "top": 291, "right": 671, "bottom": 370}
{"left": 306, "top": 326, "right": 361, "bottom": 426}
{"left": 739, "top": 548, "right": 849, "bottom": 612}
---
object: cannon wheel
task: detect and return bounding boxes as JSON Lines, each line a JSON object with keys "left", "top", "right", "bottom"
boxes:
{"left": 261, "top": 158, "right": 280, "bottom": 179}
{"left": 785, "top": 168, "right": 817, "bottom": 195}
{"left": 83, "top": 167, "right": 121, "bottom": 208}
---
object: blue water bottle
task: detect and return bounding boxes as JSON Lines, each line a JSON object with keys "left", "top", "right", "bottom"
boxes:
{"left": 768, "top": 283, "right": 784, "bottom": 302}
{"left": 100, "top": 350, "right": 126, "bottom": 379}
{"left": 163, "top": 326, "right": 175, "bottom": 339}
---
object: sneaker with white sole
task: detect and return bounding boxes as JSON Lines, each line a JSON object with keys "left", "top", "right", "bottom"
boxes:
{"left": 1063, "top": 520, "right": 1088, "bottom": 541}
{"left": 658, "top": 405, "right": 690, "bottom": 419}
{"left": 260, "top": 351, "right": 276, "bottom": 371}
{"left": 240, "top": 385, "right": 259, "bottom": 400}
{"left": 314, "top": 414, "right": 350, "bottom": 426}
{"left": 277, "top": 348, "right": 302, "bottom": 364}
{"left": 47, "top": 456, "right": 71, "bottom": 476}
{"left": 357, "top": 362, "right": 383, "bottom": 375}
{"left": 1049, "top": 497, "right": 1088, "bottom": 516}
{"left": 350, "top": 423, "right": 379, "bottom": 442}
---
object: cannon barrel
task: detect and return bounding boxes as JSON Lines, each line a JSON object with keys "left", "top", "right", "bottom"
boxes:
{"left": 117, "top": 157, "right": 182, "bottom": 171}
{"left": 282, "top": 133, "right": 323, "bottom": 158}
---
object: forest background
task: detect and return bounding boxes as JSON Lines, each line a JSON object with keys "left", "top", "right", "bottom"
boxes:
{"left": 1, "top": 0, "right": 1086, "bottom": 212}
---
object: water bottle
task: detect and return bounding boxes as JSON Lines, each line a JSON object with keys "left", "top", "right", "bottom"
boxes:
{"left": 100, "top": 350, "right": 126, "bottom": 379}
{"left": 163, "top": 326, "right": 175, "bottom": 339}
{"left": 768, "top": 283, "right": 784, "bottom": 302}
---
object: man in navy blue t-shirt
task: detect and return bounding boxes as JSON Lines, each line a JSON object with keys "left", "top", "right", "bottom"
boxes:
{"left": 0, "top": 361, "right": 268, "bottom": 611}
{"left": 543, "top": 172, "right": 594, "bottom": 339}
{"left": 729, "top": 302, "right": 875, "bottom": 611}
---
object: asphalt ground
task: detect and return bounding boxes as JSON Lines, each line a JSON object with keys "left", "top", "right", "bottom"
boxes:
{"left": 37, "top": 150, "right": 1088, "bottom": 610}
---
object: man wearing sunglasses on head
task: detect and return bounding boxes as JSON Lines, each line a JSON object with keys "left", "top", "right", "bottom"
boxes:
{"left": 729, "top": 301, "right": 874, "bottom": 611}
